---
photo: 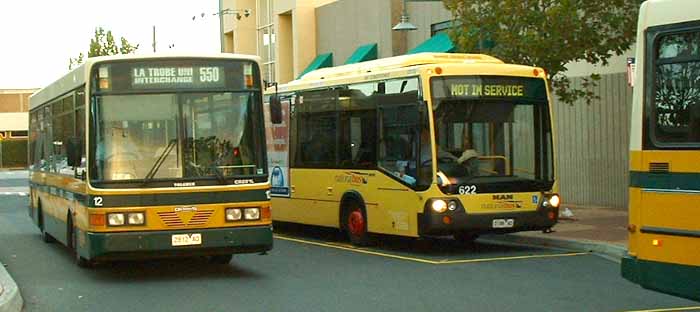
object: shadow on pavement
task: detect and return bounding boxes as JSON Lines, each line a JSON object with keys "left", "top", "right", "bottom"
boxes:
{"left": 273, "top": 221, "right": 567, "bottom": 262}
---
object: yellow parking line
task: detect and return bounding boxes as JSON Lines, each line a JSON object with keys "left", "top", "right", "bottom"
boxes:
{"left": 275, "top": 235, "right": 437, "bottom": 264}
{"left": 439, "top": 252, "right": 588, "bottom": 264}
{"left": 274, "top": 234, "right": 588, "bottom": 265}
{"left": 622, "top": 307, "right": 700, "bottom": 312}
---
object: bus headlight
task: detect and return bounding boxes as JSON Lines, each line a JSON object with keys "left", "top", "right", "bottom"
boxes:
{"left": 244, "top": 208, "right": 260, "bottom": 220}
{"left": 127, "top": 212, "right": 145, "bottom": 225}
{"left": 543, "top": 194, "right": 561, "bottom": 208}
{"left": 226, "top": 208, "right": 243, "bottom": 221}
{"left": 548, "top": 194, "right": 560, "bottom": 208}
{"left": 431, "top": 200, "right": 448, "bottom": 213}
{"left": 448, "top": 200, "right": 458, "bottom": 211}
{"left": 107, "top": 213, "right": 125, "bottom": 226}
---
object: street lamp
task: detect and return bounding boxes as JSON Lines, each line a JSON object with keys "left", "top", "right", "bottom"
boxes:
{"left": 194, "top": 6, "right": 252, "bottom": 52}
{"left": 393, "top": 0, "right": 445, "bottom": 31}
{"left": 392, "top": 0, "right": 417, "bottom": 31}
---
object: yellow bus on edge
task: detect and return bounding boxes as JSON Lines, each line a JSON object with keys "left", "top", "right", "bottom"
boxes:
{"left": 265, "top": 53, "right": 560, "bottom": 246}
{"left": 28, "top": 54, "right": 272, "bottom": 267}
{"left": 622, "top": 0, "right": 700, "bottom": 301}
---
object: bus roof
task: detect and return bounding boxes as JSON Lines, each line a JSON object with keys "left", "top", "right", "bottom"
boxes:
{"left": 298, "top": 53, "right": 503, "bottom": 82}
{"left": 273, "top": 53, "right": 548, "bottom": 93}
{"left": 638, "top": 0, "right": 700, "bottom": 30}
{"left": 29, "top": 53, "right": 262, "bottom": 110}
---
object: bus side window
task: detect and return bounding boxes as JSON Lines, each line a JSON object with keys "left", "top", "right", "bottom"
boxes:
{"left": 377, "top": 78, "right": 422, "bottom": 187}
{"left": 338, "top": 83, "right": 378, "bottom": 169}
{"left": 653, "top": 30, "right": 700, "bottom": 144}
{"left": 295, "top": 89, "right": 338, "bottom": 168}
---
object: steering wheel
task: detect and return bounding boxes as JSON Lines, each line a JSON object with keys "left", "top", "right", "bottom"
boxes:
{"left": 421, "top": 156, "right": 457, "bottom": 166}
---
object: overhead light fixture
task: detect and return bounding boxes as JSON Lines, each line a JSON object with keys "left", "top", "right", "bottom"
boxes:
{"left": 392, "top": 0, "right": 417, "bottom": 31}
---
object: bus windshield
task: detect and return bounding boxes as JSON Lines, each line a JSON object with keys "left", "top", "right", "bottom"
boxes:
{"left": 89, "top": 60, "right": 266, "bottom": 185}
{"left": 430, "top": 76, "right": 554, "bottom": 193}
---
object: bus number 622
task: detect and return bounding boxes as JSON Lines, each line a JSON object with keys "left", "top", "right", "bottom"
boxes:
{"left": 458, "top": 185, "right": 477, "bottom": 195}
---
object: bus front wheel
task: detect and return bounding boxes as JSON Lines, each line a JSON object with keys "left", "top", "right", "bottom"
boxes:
{"left": 343, "top": 201, "right": 373, "bottom": 247}
{"left": 69, "top": 216, "right": 93, "bottom": 268}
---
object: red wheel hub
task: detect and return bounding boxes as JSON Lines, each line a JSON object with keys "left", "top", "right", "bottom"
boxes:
{"left": 348, "top": 210, "right": 365, "bottom": 236}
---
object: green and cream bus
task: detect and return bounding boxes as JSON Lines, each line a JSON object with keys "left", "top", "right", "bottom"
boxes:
{"left": 29, "top": 54, "right": 272, "bottom": 266}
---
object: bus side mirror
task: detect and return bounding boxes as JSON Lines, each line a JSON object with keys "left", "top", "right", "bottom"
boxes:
{"left": 270, "top": 95, "right": 283, "bottom": 124}
{"left": 66, "top": 137, "right": 82, "bottom": 167}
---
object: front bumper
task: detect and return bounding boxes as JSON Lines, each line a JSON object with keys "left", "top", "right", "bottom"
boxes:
{"left": 418, "top": 207, "right": 558, "bottom": 236}
{"left": 81, "top": 225, "right": 273, "bottom": 261}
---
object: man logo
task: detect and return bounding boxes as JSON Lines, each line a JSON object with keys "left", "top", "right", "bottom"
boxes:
{"left": 493, "top": 194, "right": 514, "bottom": 200}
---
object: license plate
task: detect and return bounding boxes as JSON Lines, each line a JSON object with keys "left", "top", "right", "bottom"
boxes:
{"left": 171, "top": 233, "right": 202, "bottom": 246}
{"left": 492, "top": 219, "right": 514, "bottom": 228}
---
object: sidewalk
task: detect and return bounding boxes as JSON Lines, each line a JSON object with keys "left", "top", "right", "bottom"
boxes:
{"left": 0, "top": 170, "right": 26, "bottom": 312}
{"left": 0, "top": 262, "right": 22, "bottom": 312}
{"left": 485, "top": 205, "right": 629, "bottom": 261}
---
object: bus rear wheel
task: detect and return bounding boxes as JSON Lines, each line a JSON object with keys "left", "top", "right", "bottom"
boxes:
{"left": 38, "top": 207, "right": 56, "bottom": 243}
{"left": 343, "top": 202, "right": 373, "bottom": 247}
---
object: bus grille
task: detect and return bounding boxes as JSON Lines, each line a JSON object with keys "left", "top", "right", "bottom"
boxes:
{"left": 157, "top": 210, "right": 214, "bottom": 227}
{"left": 649, "top": 162, "right": 670, "bottom": 173}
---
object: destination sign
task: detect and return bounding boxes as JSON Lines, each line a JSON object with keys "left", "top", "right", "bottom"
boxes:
{"left": 92, "top": 60, "right": 259, "bottom": 93}
{"left": 432, "top": 76, "right": 547, "bottom": 101}
{"left": 131, "top": 66, "right": 225, "bottom": 89}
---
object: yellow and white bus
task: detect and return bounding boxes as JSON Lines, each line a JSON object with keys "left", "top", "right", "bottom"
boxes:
{"left": 29, "top": 54, "right": 272, "bottom": 266}
{"left": 622, "top": 0, "right": 700, "bottom": 301}
{"left": 265, "top": 53, "right": 560, "bottom": 245}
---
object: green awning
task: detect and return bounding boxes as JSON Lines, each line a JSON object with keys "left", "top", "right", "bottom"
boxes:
{"left": 298, "top": 53, "right": 333, "bottom": 79}
{"left": 408, "top": 32, "right": 456, "bottom": 54}
{"left": 344, "top": 43, "right": 378, "bottom": 64}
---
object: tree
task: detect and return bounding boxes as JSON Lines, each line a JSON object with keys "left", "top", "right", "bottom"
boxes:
{"left": 443, "top": 0, "right": 639, "bottom": 105}
{"left": 69, "top": 27, "right": 139, "bottom": 69}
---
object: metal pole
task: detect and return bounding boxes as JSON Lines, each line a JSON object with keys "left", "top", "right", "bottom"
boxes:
{"left": 152, "top": 25, "right": 157, "bottom": 53}
{"left": 219, "top": 0, "right": 225, "bottom": 52}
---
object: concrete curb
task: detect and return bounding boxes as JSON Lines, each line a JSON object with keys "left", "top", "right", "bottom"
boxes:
{"left": 0, "top": 262, "right": 23, "bottom": 312}
{"left": 480, "top": 234, "right": 627, "bottom": 262}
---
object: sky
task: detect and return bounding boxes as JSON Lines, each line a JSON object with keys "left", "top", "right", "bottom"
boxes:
{"left": 0, "top": 0, "right": 222, "bottom": 89}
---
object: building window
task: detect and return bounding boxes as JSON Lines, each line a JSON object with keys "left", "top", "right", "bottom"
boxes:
{"left": 431, "top": 20, "right": 455, "bottom": 36}
{"left": 257, "top": 0, "right": 276, "bottom": 83}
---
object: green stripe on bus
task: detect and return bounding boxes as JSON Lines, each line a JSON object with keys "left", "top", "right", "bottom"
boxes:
{"left": 629, "top": 171, "right": 700, "bottom": 191}
{"left": 621, "top": 255, "right": 700, "bottom": 302}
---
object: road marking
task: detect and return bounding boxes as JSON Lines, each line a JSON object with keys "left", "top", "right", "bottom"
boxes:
{"left": 274, "top": 234, "right": 588, "bottom": 265}
{"left": 623, "top": 307, "right": 700, "bottom": 312}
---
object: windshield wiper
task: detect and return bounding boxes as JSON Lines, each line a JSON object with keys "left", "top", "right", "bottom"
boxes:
{"left": 142, "top": 139, "right": 177, "bottom": 186}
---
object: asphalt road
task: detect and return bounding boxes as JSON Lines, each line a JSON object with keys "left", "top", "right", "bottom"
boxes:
{"left": 0, "top": 178, "right": 698, "bottom": 311}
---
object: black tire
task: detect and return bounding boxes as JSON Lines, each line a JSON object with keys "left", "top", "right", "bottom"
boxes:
{"left": 38, "top": 207, "right": 56, "bottom": 244}
{"left": 69, "top": 217, "right": 93, "bottom": 268}
{"left": 209, "top": 254, "right": 233, "bottom": 264}
{"left": 342, "top": 200, "right": 373, "bottom": 247}
{"left": 453, "top": 231, "right": 479, "bottom": 245}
